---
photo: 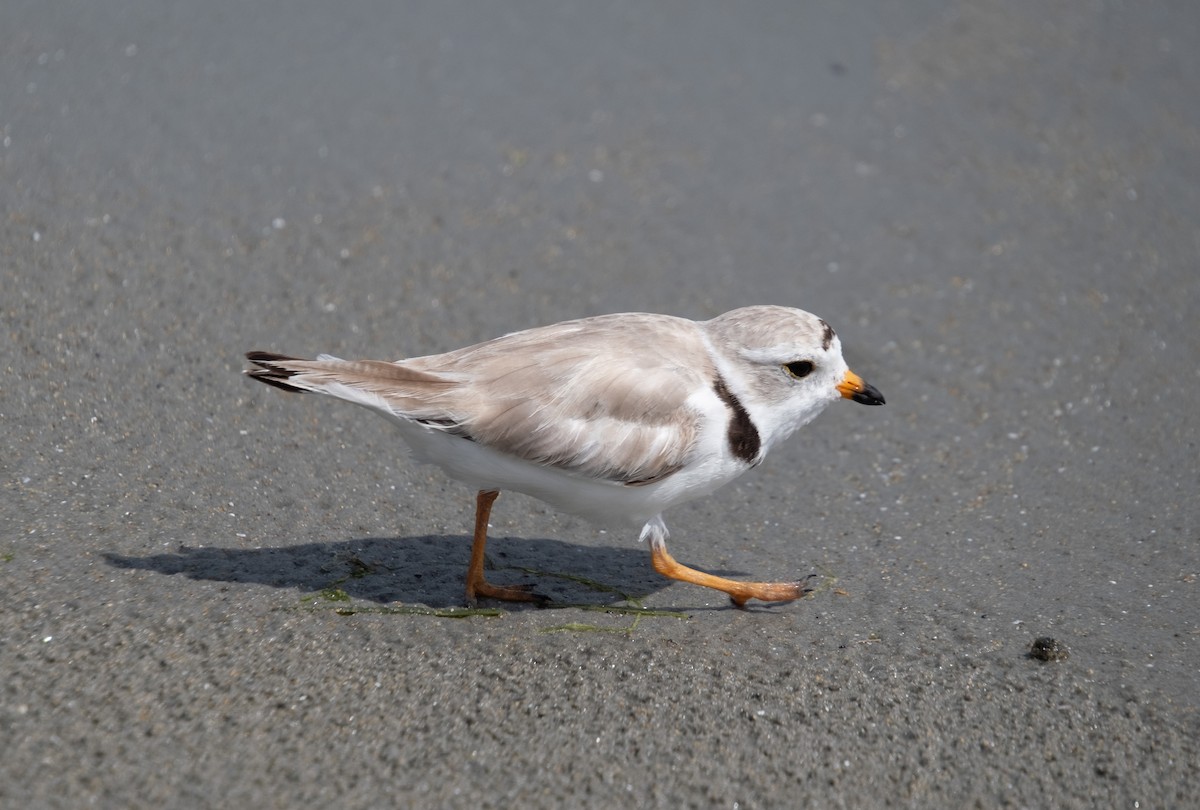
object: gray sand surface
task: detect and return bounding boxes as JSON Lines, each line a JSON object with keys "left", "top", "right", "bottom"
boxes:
{"left": 3, "top": 1, "right": 1197, "bottom": 807}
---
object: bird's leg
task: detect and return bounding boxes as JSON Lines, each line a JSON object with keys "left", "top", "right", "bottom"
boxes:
{"left": 464, "top": 489, "right": 542, "bottom": 606}
{"left": 647, "top": 530, "right": 812, "bottom": 608}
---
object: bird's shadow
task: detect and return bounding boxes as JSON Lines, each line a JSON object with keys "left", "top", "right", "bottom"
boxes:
{"left": 103, "top": 534, "right": 673, "bottom": 610}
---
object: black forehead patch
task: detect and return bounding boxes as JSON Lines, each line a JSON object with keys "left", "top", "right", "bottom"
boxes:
{"left": 819, "top": 319, "right": 835, "bottom": 351}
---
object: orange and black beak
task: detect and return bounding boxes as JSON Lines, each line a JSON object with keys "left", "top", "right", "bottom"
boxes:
{"left": 837, "top": 370, "right": 885, "bottom": 406}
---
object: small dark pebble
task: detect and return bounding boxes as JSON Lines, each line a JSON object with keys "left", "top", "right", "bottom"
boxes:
{"left": 1029, "top": 637, "right": 1069, "bottom": 662}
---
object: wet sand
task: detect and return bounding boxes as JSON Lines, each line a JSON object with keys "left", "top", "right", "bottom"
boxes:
{"left": 3, "top": 1, "right": 1197, "bottom": 806}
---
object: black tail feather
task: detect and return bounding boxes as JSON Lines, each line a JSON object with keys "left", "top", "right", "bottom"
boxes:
{"left": 245, "top": 351, "right": 309, "bottom": 393}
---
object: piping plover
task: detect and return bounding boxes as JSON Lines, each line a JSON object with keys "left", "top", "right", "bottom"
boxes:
{"left": 245, "top": 305, "right": 884, "bottom": 607}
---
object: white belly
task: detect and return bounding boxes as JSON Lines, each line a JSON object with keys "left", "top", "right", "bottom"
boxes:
{"left": 392, "top": 418, "right": 747, "bottom": 530}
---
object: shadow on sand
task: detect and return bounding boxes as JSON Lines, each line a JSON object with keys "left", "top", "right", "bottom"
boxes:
{"left": 103, "top": 534, "right": 673, "bottom": 609}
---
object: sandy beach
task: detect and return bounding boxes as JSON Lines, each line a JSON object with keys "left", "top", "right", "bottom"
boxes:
{"left": 3, "top": 2, "right": 1197, "bottom": 806}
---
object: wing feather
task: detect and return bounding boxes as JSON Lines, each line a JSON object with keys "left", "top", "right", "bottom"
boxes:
{"left": 411, "top": 314, "right": 712, "bottom": 484}
{"left": 248, "top": 314, "right": 713, "bottom": 485}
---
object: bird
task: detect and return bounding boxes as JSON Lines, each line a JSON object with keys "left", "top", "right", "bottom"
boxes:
{"left": 244, "top": 305, "right": 884, "bottom": 607}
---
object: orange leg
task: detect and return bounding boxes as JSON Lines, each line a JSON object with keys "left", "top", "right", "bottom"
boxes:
{"left": 648, "top": 532, "right": 811, "bottom": 608}
{"left": 464, "top": 490, "right": 542, "bottom": 606}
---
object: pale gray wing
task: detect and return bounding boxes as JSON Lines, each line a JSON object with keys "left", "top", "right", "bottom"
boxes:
{"left": 248, "top": 315, "right": 715, "bottom": 485}
{"left": 415, "top": 315, "right": 714, "bottom": 485}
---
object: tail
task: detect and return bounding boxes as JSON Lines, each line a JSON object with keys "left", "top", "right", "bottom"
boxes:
{"left": 245, "top": 351, "right": 315, "bottom": 393}
{"left": 244, "top": 350, "right": 459, "bottom": 421}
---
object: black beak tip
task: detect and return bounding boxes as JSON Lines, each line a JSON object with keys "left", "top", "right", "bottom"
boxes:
{"left": 853, "top": 384, "right": 886, "bottom": 406}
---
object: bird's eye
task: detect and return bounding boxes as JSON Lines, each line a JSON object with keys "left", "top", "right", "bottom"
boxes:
{"left": 784, "top": 360, "right": 814, "bottom": 379}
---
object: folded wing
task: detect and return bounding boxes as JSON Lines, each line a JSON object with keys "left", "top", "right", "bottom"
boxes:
{"left": 246, "top": 314, "right": 712, "bottom": 486}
